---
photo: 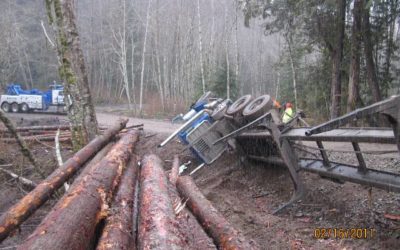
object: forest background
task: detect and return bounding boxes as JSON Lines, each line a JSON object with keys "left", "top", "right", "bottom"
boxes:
{"left": 0, "top": 0, "right": 399, "bottom": 121}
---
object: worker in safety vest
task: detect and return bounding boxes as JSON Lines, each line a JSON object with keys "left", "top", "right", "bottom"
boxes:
{"left": 282, "top": 102, "right": 294, "bottom": 123}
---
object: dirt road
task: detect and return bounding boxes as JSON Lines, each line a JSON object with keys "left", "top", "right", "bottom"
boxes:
{"left": 4, "top": 111, "right": 180, "bottom": 134}
{"left": 96, "top": 112, "right": 180, "bottom": 134}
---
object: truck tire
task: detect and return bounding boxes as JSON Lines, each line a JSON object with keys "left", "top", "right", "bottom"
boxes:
{"left": 20, "top": 103, "right": 30, "bottom": 113}
{"left": 242, "top": 95, "right": 273, "bottom": 121}
{"left": 1, "top": 102, "right": 10, "bottom": 112}
{"left": 11, "top": 103, "right": 20, "bottom": 113}
{"left": 226, "top": 95, "right": 253, "bottom": 116}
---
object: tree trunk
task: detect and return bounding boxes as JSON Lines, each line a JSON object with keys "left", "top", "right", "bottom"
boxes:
{"left": 286, "top": 35, "right": 298, "bottom": 110}
{"left": 347, "top": 0, "right": 362, "bottom": 113}
{"left": 363, "top": 0, "right": 382, "bottom": 103}
{"left": 330, "top": 0, "right": 346, "bottom": 118}
{"left": 138, "top": 154, "right": 186, "bottom": 249}
{"left": 176, "top": 176, "right": 258, "bottom": 249}
{"left": 139, "top": 0, "right": 152, "bottom": 115}
{"left": 96, "top": 156, "right": 138, "bottom": 250}
{"left": 234, "top": 0, "right": 240, "bottom": 92}
{"left": 45, "top": 0, "right": 98, "bottom": 151}
{"left": 225, "top": 6, "right": 230, "bottom": 99}
{"left": 197, "top": 0, "right": 206, "bottom": 94}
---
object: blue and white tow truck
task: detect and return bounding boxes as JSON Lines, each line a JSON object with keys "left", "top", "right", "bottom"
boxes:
{"left": 0, "top": 84, "right": 65, "bottom": 113}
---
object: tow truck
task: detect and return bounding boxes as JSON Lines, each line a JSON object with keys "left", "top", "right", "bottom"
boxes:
{"left": 160, "top": 92, "right": 400, "bottom": 213}
{"left": 0, "top": 84, "right": 65, "bottom": 113}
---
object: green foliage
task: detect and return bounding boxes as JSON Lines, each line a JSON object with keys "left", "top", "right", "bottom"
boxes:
{"left": 193, "top": 59, "right": 238, "bottom": 102}
{"left": 243, "top": 0, "right": 400, "bottom": 120}
{"left": 209, "top": 60, "right": 238, "bottom": 100}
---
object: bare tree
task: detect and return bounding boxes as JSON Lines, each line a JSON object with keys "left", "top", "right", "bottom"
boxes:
{"left": 139, "top": 0, "right": 152, "bottom": 115}
{"left": 197, "top": 0, "right": 206, "bottom": 94}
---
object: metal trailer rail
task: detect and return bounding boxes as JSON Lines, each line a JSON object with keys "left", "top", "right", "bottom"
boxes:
{"left": 231, "top": 96, "right": 400, "bottom": 213}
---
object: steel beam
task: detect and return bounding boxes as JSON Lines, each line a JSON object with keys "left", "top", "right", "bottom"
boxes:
{"left": 239, "top": 128, "right": 395, "bottom": 144}
{"left": 305, "top": 95, "right": 400, "bottom": 136}
{"left": 299, "top": 158, "right": 400, "bottom": 193}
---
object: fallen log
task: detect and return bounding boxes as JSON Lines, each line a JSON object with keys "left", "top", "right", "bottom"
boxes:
{"left": 69, "top": 143, "right": 114, "bottom": 188}
{"left": 0, "top": 134, "right": 71, "bottom": 143}
{"left": 138, "top": 154, "right": 185, "bottom": 250}
{"left": 0, "top": 119, "right": 128, "bottom": 242}
{"left": 0, "top": 125, "right": 71, "bottom": 132}
{"left": 169, "top": 155, "right": 180, "bottom": 186}
{"left": 176, "top": 176, "right": 258, "bottom": 250}
{"left": 97, "top": 155, "right": 139, "bottom": 250}
{"left": 0, "top": 125, "right": 107, "bottom": 133}
{"left": 164, "top": 156, "right": 216, "bottom": 249}
{"left": 18, "top": 130, "right": 139, "bottom": 250}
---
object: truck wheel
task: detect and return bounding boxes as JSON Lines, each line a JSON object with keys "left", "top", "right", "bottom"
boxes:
{"left": 226, "top": 95, "right": 253, "bottom": 116}
{"left": 21, "top": 103, "right": 30, "bottom": 113}
{"left": 1, "top": 102, "right": 10, "bottom": 112}
{"left": 242, "top": 95, "right": 273, "bottom": 121}
{"left": 11, "top": 103, "right": 20, "bottom": 113}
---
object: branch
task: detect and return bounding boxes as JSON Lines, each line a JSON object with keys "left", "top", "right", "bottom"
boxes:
{"left": 41, "top": 20, "right": 56, "bottom": 48}
{"left": 55, "top": 129, "right": 69, "bottom": 191}
{"left": 0, "top": 110, "right": 45, "bottom": 178}
{"left": 0, "top": 167, "right": 37, "bottom": 189}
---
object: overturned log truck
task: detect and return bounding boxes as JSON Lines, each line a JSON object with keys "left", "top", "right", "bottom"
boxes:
{"left": 159, "top": 92, "right": 400, "bottom": 213}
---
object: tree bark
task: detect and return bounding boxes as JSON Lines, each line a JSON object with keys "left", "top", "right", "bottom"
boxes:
{"left": 363, "top": 0, "right": 382, "bottom": 103}
{"left": 197, "top": 0, "right": 206, "bottom": 94}
{"left": 18, "top": 130, "right": 139, "bottom": 250}
{"left": 45, "top": 0, "right": 98, "bottom": 151}
{"left": 176, "top": 176, "right": 258, "bottom": 250}
{"left": 225, "top": 6, "right": 230, "bottom": 99}
{"left": 138, "top": 154, "right": 186, "bottom": 249}
{"left": 347, "top": 0, "right": 362, "bottom": 113}
{"left": 96, "top": 156, "right": 138, "bottom": 250}
{"left": 139, "top": 0, "right": 152, "bottom": 115}
{"left": 330, "top": 0, "right": 346, "bottom": 118}
{"left": 286, "top": 35, "right": 298, "bottom": 110}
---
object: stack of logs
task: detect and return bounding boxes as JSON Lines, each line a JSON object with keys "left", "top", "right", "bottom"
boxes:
{"left": 0, "top": 125, "right": 107, "bottom": 143}
{"left": 0, "top": 120, "right": 258, "bottom": 250}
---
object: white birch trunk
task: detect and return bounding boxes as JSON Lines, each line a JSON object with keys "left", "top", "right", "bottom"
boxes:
{"left": 197, "top": 0, "right": 206, "bottom": 94}
{"left": 139, "top": 0, "right": 152, "bottom": 114}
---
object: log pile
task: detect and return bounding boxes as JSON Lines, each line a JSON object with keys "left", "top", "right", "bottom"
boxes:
{"left": 0, "top": 119, "right": 128, "bottom": 242}
{"left": 0, "top": 125, "right": 109, "bottom": 143}
{"left": 0, "top": 127, "right": 258, "bottom": 249}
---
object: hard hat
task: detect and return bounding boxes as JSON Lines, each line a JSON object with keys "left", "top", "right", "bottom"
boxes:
{"left": 286, "top": 102, "right": 293, "bottom": 108}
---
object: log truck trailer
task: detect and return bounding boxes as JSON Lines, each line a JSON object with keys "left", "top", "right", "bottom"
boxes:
{"left": 159, "top": 92, "right": 400, "bottom": 213}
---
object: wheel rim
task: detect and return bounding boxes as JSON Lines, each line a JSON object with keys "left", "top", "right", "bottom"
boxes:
{"left": 226, "top": 95, "right": 252, "bottom": 115}
{"left": 242, "top": 95, "right": 272, "bottom": 118}
{"left": 11, "top": 103, "right": 19, "bottom": 112}
{"left": 1, "top": 103, "right": 10, "bottom": 112}
{"left": 21, "top": 104, "right": 28, "bottom": 112}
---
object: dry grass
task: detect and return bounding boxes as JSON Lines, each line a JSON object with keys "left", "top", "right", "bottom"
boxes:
{"left": 144, "top": 92, "right": 188, "bottom": 118}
